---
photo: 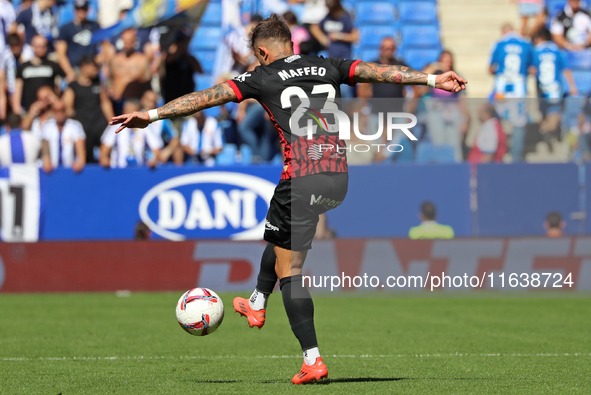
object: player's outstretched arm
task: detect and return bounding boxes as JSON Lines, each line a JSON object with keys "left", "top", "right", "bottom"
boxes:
{"left": 109, "top": 82, "right": 237, "bottom": 133}
{"left": 354, "top": 62, "right": 467, "bottom": 93}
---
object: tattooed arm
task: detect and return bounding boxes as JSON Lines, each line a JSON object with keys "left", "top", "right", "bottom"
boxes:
{"left": 354, "top": 62, "right": 467, "bottom": 92}
{"left": 109, "top": 82, "right": 236, "bottom": 133}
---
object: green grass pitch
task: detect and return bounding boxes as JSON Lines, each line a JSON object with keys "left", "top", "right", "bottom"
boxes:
{"left": 1, "top": 292, "right": 590, "bottom": 394}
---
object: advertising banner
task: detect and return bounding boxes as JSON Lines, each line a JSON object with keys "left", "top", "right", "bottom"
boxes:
{"left": 1, "top": 238, "right": 590, "bottom": 293}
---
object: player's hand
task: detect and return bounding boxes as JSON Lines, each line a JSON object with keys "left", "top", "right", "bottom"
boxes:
{"left": 109, "top": 111, "right": 151, "bottom": 134}
{"left": 435, "top": 71, "right": 468, "bottom": 93}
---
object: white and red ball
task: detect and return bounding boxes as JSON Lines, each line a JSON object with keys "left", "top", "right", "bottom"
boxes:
{"left": 175, "top": 288, "right": 224, "bottom": 336}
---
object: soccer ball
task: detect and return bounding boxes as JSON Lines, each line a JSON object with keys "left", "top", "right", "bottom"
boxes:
{"left": 175, "top": 288, "right": 224, "bottom": 336}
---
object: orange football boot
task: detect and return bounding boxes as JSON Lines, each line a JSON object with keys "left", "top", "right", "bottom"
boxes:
{"left": 233, "top": 297, "right": 266, "bottom": 329}
{"left": 292, "top": 357, "right": 328, "bottom": 384}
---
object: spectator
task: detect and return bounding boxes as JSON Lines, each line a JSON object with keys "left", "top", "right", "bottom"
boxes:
{"left": 408, "top": 201, "right": 455, "bottom": 240}
{"left": 97, "top": 0, "right": 133, "bottom": 28}
{"left": 13, "top": 0, "right": 58, "bottom": 47}
{"left": 99, "top": 100, "right": 162, "bottom": 168}
{"left": 545, "top": 211, "right": 565, "bottom": 237}
{"left": 62, "top": 55, "right": 114, "bottom": 163}
{"left": 489, "top": 22, "right": 536, "bottom": 161}
{"left": 177, "top": 111, "right": 223, "bottom": 166}
{"left": 533, "top": 28, "right": 578, "bottom": 151}
{"left": 40, "top": 100, "right": 86, "bottom": 173}
{"left": 0, "top": 0, "right": 17, "bottom": 54}
{"left": 314, "top": 214, "right": 335, "bottom": 240}
{"left": 134, "top": 221, "right": 151, "bottom": 240}
{"left": 550, "top": 0, "right": 591, "bottom": 50}
{"left": 310, "top": 0, "right": 358, "bottom": 59}
{"left": 159, "top": 26, "right": 202, "bottom": 104}
{"left": 292, "top": 0, "right": 328, "bottom": 55}
{"left": 283, "top": 11, "right": 309, "bottom": 55}
{"left": 237, "top": 97, "right": 276, "bottom": 162}
{"left": 468, "top": 103, "right": 508, "bottom": 164}
{"left": 0, "top": 33, "right": 34, "bottom": 118}
{"left": 218, "top": 15, "right": 261, "bottom": 76}
{"left": 14, "top": 35, "right": 64, "bottom": 114}
{"left": 108, "top": 28, "right": 151, "bottom": 114}
{"left": 0, "top": 113, "right": 41, "bottom": 165}
{"left": 21, "top": 84, "right": 57, "bottom": 138}
{"left": 56, "top": 0, "right": 100, "bottom": 83}
{"left": 424, "top": 50, "right": 471, "bottom": 162}
{"left": 577, "top": 96, "right": 591, "bottom": 159}
{"left": 513, "top": 0, "right": 545, "bottom": 37}
{"left": 139, "top": 89, "right": 178, "bottom": 164}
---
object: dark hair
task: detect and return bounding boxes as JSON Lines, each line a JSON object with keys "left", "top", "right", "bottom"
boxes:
{"left": 533, "top": 27, "right": 552, "bottom": 42}
{"left": 79, "top": 55, "right": 96, "bottom": 66}
{"left": 283, "top": 10, "right": 298, "bottom": 25}
{"left": 546, "top": 211, "right": 562, "bottom": 228}
{"left": 134, "top": 221, "right": 151, "bottom": 240}
{"left": 7, "top": 33, "right": 21, "bottom": 47}
{"left": 6, "top": 113, "right": 21, "bottom": 129}
{"left": 249, "top": 14, "right": 292, "bottom": 51}
{"left": 251, "top": 14, "right": 263, "bottom": 24}
{"left": 421, "top": 201, "right": 437, "bottom": 220}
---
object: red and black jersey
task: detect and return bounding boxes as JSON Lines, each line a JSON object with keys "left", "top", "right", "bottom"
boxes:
{"left": 227, "top": 55, "right": 361, "bottom": 179}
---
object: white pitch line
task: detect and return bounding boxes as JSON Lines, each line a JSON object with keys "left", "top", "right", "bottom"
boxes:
{"left": 1, "top": 353, "right": 590, "bottom": 362}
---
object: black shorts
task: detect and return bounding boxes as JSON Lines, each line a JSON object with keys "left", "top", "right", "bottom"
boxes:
{"left": 264, "top": 172, "right": 349, "bottom": 251}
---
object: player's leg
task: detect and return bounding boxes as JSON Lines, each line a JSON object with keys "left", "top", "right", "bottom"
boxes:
{"left": 275, "top": 245, "right": 328, "bottom": 384}
{"left": 233, "top": 243, "right": 277, "bottom": 328}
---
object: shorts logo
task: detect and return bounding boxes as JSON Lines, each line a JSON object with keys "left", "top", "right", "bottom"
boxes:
{"left": 307, "top": 144, "right": 322, "bottom": 160}
{"left": 310, "top": 194, "right": 343, "bottom": 209}
{"left": 265, "top": 219, "right": 279, "bottom": 232}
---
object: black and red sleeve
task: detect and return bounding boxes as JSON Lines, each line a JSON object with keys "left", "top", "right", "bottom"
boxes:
{"left": 327, "top": 57, "right": 362, "bottom": 87}
{"left": 225, "top": 67, "right": 263, "bottom": 102}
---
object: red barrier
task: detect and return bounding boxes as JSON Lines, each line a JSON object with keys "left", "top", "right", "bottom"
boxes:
{"left": 1, "top": 238, "right": 590, "bottom": 293}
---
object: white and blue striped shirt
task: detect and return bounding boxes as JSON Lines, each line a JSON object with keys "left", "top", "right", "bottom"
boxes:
{"left": 0, "top": 129, "right": 41, "bottom": 166}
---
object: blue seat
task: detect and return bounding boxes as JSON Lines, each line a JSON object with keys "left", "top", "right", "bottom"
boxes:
{"left": 216, "top": 144, "right": 238, "bottom": 166}
{"left": 401, "top": 46, "right": 441, "bottom": 70}
{"left": 360, "top": 25, "right": 398, "bottom": 48}
{"left": 200, "top": 2, "right": 222, "bottom": 26}
{"left": 401, "top": 24, "right": 440, "bottom": 47}
{"left": 240, "top": 145, "right": 253, "bottom": 165}
{"left": 190, "top": 27, "right": 222, "bottom": 51}
{"left": 356, "top": 2, "right": 396, "bottom": 24}
{"left": 546, "top": 0, "right": 566, "bottom": 18}
{"left": 193, "top": 50, "right": 216, "bottom": 74}
{"left": 566, "top": 49, "right": 591, "bottom": 70}
{"left": 194, "top": 74, "right": 213, "bottom": 92}
{"left": 58, "top": 4, "right": 75, "bottom": 27}
{"left": 572, "top": 70, "right": 591, "bottom": 95}
{"left": 399, "top": 1, "right": 438, "bottom": 24}
{"left": 416, "top": 142, "right": 456, "bottom": 164}
{"left": 358, "top": 47, "right": 380, "bottom": 62}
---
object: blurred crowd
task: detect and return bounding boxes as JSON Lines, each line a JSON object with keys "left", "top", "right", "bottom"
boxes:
{"left": 2, "top": 0, "right": 591, "bottom": 171}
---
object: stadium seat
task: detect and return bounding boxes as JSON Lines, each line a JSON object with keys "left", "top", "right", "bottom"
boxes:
{"left": 360, "top": 25, "right": 398, "bottom": 48}
{"left": 401, "top": 24, "right": 440, "bottom": 47}
{"left": 355, "top": 47, "right": 380, "bottom": 62}
{"left": 546, "top": 0, "right": 566, "bottom": 18}
{"left": 355, "top": 2, "right": 396, "bottom": 24}
{"left": 416, "top": 142, "right": 456, "bottom": 164}
{"left": 240, "top": 145, "right": 253, "bottom": 165}
{"left": 193, "top": 50, "right": 216, "bottom": 74}
{"left": 216, "top": 144, "right": 238, "bottom": 165}
{"left": 401, "top": 46, "right": 441, "bottom": 70}
{"left": 200, "top": 1, "right": 222, "bottom": 26}
{"left": 566, "top": 49, "right": 591, "bottom": 70}
{"left": 58, "top": 4, "right": 75, "bottom": 27}
{"left": 190, "top": 27, "right": 223, "bottom": 51}
{"left": 398, "top": 1, "right": 438, "bottom": 24}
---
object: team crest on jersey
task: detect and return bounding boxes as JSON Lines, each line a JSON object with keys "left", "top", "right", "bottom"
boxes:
{"left": 234, "top": 72, "right": 252, "bottom": 82}
{"left": 284, "top": 55, "right": 301, "bottom": 63}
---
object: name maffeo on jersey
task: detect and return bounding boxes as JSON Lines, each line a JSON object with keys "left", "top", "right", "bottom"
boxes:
{"left": 278, "top": 66, "right": 328, "bottom": 81}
